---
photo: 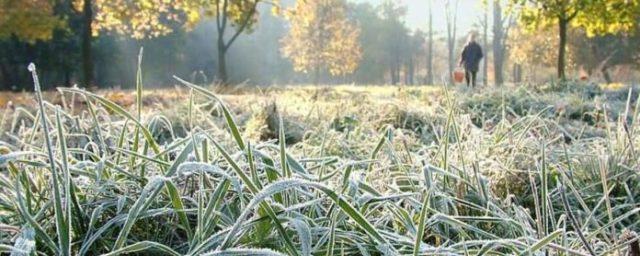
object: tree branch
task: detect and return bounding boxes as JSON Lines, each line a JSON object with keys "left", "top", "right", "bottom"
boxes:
{"left": 220, "top": 0, "right": 229, "bottom": 34}
{"left": 216, "top": 0, "right": 222, "bottom": 33}
{"left": 224, "top": 0, "right": 259, "bottom": 50}
{"left": 501, "top": 14, "right": 516, "bottom": 47}
{"left": 567, "top": 8, "right": 579, "bottom": 21}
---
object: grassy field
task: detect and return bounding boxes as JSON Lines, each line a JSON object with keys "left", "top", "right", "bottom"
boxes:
{"left": 0, "top": 74, "right": 639, "bottom": 255}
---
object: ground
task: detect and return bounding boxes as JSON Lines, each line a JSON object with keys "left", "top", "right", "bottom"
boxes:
{"left": 0, "top": 82, "right": 638, "bottom": 255}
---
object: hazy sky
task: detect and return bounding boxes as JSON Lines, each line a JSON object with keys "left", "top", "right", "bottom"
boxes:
{"left": 352, "top": 0, "right": 488, "bottom": 36}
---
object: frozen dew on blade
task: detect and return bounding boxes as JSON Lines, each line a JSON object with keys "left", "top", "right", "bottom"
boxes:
{"left": 28, "top": 63, "right": 43, "bottom": 92}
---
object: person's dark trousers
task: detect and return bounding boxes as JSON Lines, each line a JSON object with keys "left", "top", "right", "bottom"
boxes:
{"left": 465, "top": 69, "right": 477, "bottom": 87}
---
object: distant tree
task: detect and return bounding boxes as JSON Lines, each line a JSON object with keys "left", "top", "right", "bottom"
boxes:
{"left": 492, "top": 0, "right": 515, "bottom": 86}
{"left": 0, "top": 0, "right": 65, "bottom": 42}
{"left": 0, "top": 0, "right": 66, "bottom": 89}
{"left": 379, "top": 1, "right": 407, "bottom": 85}
{"left": 74, "top": 0, "right": 270, "bottom": 86}
{"left": 81, "top": 0, "right": 93, "bottom": 88}
{"left": 445, "top": 0, "right": 459, "bottom": 83}
{"left": 509, "top": 25, "right": 576, "bottom": 80}
{"left": 405, "top": 30, "right": 425, "bottom": 85}
{"left": 573, "top": 0, "right": 640, "bottom": 83}
{"left": 574, "top": 0, "right": 640, "bottom": 37}
{"left": 348, "top": 1, "right": 416, "bottom": 85}
{"left": 514, "top": 0, "right": 639, "bottom": 80}
{"left": 0, "top": 0, "right": 179, "bottom": 88}
{"left": 72, "top": 0, "right": 181, "bottom": 87}
{"left": 571, "top": 29, "right": 640, "bottom": 83}
{"left": 515, "top": 0, "right": 589, "bottom": 80}
{"left": 426, "top": 0, "right": 434, "bottom": 85}
{"left": 176, "top": 0, "right": 273, "bottom": 84}
{"left": 281, "top": 0, "right": 362, "bottom": 85}
{"left": 350, "top": 2, "right": 387, "bottom": 84}
{"left": 482, "top": 2, "right": 488, "bottom": 86}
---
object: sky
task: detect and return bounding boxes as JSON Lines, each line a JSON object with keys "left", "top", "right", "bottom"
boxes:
{"left": 352, "top": 0, "right": 489, "bottom": 36}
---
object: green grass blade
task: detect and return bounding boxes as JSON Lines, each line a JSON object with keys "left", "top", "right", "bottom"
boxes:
{"left": 13, "top": 171, "right": 57, "bottom": 253}
{"left": 221, "top": 179, "right": 391, "bottom": 251}
{"left": 113, "top": 177, "right": 167, "bottom": 250}
{"left": 165, "top": 180, "right": 193, "bottom": 240}
{"left": 103, "top": 241, "right": 181, "bottom": 256}
{"left": 413, "top": 191, "right": 431, "bottom": 256}
{"left": 58, "top": 87, "right": 160, "bottom": 154}
{"left": 28, "top": 63, "right": 69, "bottom": 256}
{"left": 174, "top": 76, "right": 245, "bottom": 150}
{"left": 55, "top": 108, "right": 72, "bottom": 256}
{"left": 202, "top": 248, "right": 287, "bottom": 256}
{"left": 202, "top": 135, "right": 298, "bottom": 256}
{"left": 519, "top": 229, "right": 562, "bottom": 256}
{"left": 136, "top": 47, "right": 144, "bottom": 119}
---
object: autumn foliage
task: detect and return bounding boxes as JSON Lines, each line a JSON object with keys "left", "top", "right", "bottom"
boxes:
{"left": 281, "top": 0, "right": 362, "bottom": 84}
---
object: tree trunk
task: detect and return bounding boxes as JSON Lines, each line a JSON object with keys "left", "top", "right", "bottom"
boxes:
{"left": 404, "top": 62, "right": 409, "bottom": 85}
{"left": 513, "top": 63, "right": 522, "bottom": 83}
{"left": 82, "top": 0, "right": 94, "bottom": 88}
{"left": 426, "top": 0, "right": 433, "bottom": 85}
{"left": 406, "top": 57, "right": 415, "bottom": 85}
{"left": 483, "top": 5, "right": 488, "bottom": 86}
{"left": 445, "top": 0, "right": 458, "bottom": 84}
{"left": 410, "top": 59, "right": 415, "bottom": 85}
{"left": 0, "top": 62, "right": 10, "bottom": 90}
{"left": 390, "top": 60, "right": 399, "bottom": 85}
{"left": 391, "top": 67, "right": 397, "bottom": 85}
{"left": 396, "top": 62, "right": 401, "bottom": 85}
{"left": 313, "top": 65, "right": 320, "bottom": 86}
{"left": 391, "top": 47, "right": 401, "bottom": 85}
{"left": 217, "top": 36, "right": 229, "bottom": 84}
{"left": 557, "top": 18, "right": 568, "bottom": 80}
{"left": 64, "top": 68, "right": 71, "bottom": 86}
{"left": 601, "top": 65, "right": 612, "bottom": 83}
{"left": 492, "top": 0, "right": 505, "bottom": 86}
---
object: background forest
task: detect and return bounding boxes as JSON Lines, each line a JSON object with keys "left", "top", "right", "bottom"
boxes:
{"left": 2, "top": 0, "right": 639, "bottom": 90}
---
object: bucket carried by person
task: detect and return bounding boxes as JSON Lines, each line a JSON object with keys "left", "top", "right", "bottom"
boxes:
{"left": 453, "top": 68, "right": 465, "bottom": 83}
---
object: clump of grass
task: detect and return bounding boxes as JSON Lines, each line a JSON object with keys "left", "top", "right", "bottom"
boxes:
{"left": 243, "top": 101, "right": 305, "bottom": 145}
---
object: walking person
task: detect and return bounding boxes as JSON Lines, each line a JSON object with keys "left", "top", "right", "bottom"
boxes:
{"left": 459, "top": 32, "right": 483, "bottom": 87}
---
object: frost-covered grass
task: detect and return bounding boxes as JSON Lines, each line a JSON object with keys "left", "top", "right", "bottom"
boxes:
{"left": 0, "top": 66, "right": 639, "bottom": 255}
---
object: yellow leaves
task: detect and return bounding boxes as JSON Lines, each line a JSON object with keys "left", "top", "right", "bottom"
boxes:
{"left": 0, "top": 0, "right": 66, "bottom": 42}
{"left": 326, "top": 22, "right": 362, "bottom": 76}
{"left": 574, "top": 0, "right": 640, "bottom": 37}
{"left": 281, "top": 0, "right": 362, "bottom": 76}
{"left": 171, "top": 0, "right": 272, "bottom": 31}
{"left": 271, "top": 5, "right": 282, "bottom": 16}
{"left": 517, "top": 0, "right": 640, "bottom": 37}
{"left": 509, "top": 25, "right": 578, "bottom": 69}
{"left": 71, "top": 0, "right": 83, "bottom": 12}
{"left": 599, "top": 82, "right": 627, "bottom": 90}
{"left": 2, "top": 0, "right": 275, "bottom": 41}
{"left": 93, "top": 0, "right": 181, "bottom": 39}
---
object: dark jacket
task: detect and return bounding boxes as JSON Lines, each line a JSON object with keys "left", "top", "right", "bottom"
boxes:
{"left": 460, "top": 41, "right": 483, "bottom": 72}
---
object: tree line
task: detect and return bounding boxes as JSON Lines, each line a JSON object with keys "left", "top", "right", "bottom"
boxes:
{"left": 0, "top": 0, "right": 639, "bottom": 90}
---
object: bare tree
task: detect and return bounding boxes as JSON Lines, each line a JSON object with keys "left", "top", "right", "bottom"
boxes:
{"left": 82, "top": 0, "right": 93, "bottom": 88}
{"left": 493, "top": 0, "right": 515, "bottom": 85}
{"left": 426, "top": 0, "right": 434, "bottom": 85}
{"left": 482, "top": 3, "right": 488, "bottom": 86}
{"left": 445, "top": 0, "right": 459, "bottom": 84}
{"left": 215, "top": 0, "right": 261, "bottom": 84}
